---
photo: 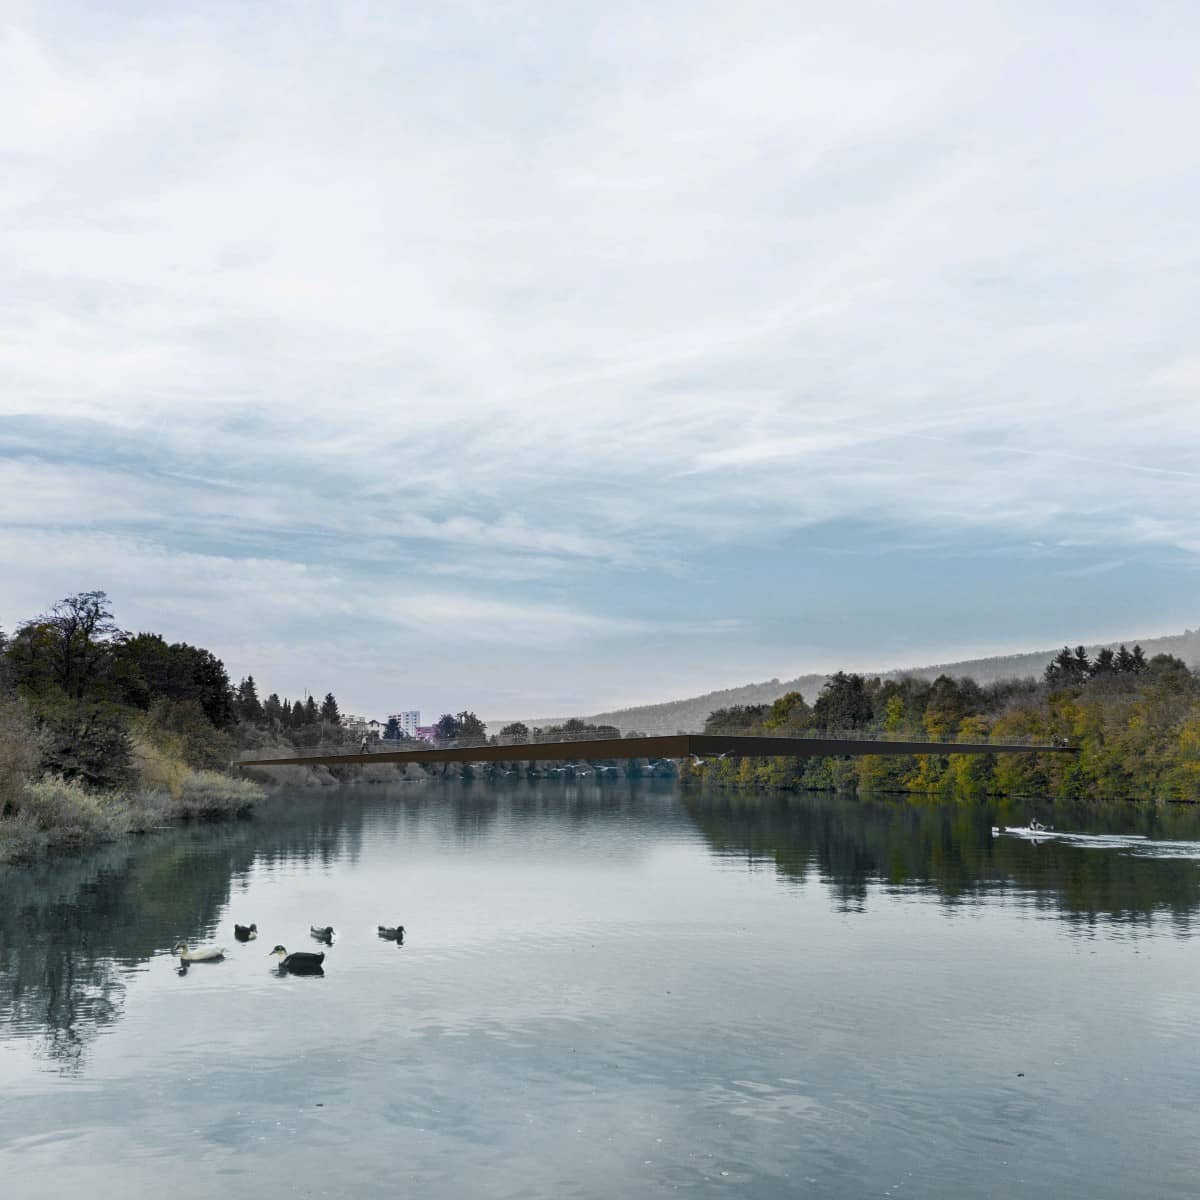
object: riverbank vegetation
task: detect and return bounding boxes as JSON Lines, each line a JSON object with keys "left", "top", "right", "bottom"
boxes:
{"left": 696, "top": 645, "right": 1200, "bottom": 800}
{"left": 0, "top": 591, "right": 357, "bottom": 861}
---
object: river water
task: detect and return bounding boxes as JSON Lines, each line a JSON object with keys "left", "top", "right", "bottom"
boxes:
{"left": 2, "top": 780, "right": 1199, "bottom": 1199}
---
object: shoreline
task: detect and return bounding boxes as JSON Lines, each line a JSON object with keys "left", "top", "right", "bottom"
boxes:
{"left": 0, "top": 770, "right": 265, "bottom": 866}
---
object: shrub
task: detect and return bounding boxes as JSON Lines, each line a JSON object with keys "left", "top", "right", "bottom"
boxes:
{"left": 131, "top": 731, "right": 190, "bottom": 798}
{"left": 0, "top": 699, "right": 42, "bottom": 814}
{"left": 122, "top": 786, "right": 193, "bottom": 832}
{"left": 39, "top": 704, "right": 136, "bottom": 791}
{"left": 0, "top": 810, "right": 49, "bottom": 863}
{"left": 138, "top": 698, "right": 234, "bottom": 769}
{"left": 16, "top": 775, "right": 129, "bottom": 842}
{"left": 175, "top": 770, "right": 261, "bottom": 820}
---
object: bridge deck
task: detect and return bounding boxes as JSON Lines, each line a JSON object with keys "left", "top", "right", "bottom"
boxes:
{"left": 238, "top": 733, "right": 1076, "bottom": 769}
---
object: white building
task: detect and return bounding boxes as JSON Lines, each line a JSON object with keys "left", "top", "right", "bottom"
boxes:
{"left": 388, "top": 710, "right": 420, "bottom": 737}
{"left": 342, "top": 714, "right": 382, "bottom": 739}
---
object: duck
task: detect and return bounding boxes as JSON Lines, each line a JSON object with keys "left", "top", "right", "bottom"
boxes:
{"left": 310, "top": 925, "right": 334, "bottom": 943}
{"left": 174, "top": 942, "right": 225, "bottom": 963}
{"left": 234, "top": 923, "right": 257, "bottom": 941}
{"left": 270, "top": 945, "right": 325, "bottom": 974}
{"left": 377, "top": 924, "right": 406, "bottom": 943}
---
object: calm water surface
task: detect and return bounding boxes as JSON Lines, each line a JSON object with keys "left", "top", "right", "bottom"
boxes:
{"left": 3, "top": 781, "right": 1200, "bottom": 1198}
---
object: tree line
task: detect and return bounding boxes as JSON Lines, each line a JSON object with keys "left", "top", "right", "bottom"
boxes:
{"left": 381, "top": 714, "right": 625, "bottom": 747}
{"left": 493, "top": 717, "right": 624, "bottom": 744}
{"left": 698, "top": 643, "right": 1200, "bottom": 800}
{"left": 1, "top": 592, "right": 348, "bottom": 789}
{"left": 235, "top": 675, "right": 342, "bottom": 732}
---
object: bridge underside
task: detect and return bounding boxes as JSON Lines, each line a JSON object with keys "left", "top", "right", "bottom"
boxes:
{"left": 239, "top": 733, "right": 1074, "bottom": 770}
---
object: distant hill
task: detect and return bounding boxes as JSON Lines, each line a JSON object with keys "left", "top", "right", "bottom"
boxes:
{"left": 506, "top": 627, "right": 1200, "bottom": 737}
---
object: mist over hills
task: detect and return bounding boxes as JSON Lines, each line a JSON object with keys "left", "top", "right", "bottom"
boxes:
{"left": 508, "top": 628, "right": 1200, "bottom": 737}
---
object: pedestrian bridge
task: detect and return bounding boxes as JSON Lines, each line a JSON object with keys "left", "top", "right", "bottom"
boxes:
{"left": 238, "top": 732, "right": 1076, "bottom": 770}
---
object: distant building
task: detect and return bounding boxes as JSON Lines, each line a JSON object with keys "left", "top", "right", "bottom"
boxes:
{"left": 388, "top": 710, "right": 420, "bottom": 738}
{"left": 415, "top": 725, "right": 437, "bottom": 742}
{"left": 342, "top": 715, "right": 383, "bottom": 739}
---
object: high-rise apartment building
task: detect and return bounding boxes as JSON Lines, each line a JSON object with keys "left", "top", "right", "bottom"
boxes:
{"left": 388, "top": 710, "right": 420, "bottom": 738}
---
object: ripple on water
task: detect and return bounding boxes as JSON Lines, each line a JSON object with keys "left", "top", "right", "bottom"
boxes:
{"left": 4, "top": 783, "right": 1200, "bottom": 1199}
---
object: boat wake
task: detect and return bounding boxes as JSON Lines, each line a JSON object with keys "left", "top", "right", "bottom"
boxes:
{"left": 992, "top": 827, "right": 1200, "bottom": 859}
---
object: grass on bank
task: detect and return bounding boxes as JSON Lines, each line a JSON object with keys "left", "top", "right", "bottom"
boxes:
{"left": 1, "top": 700, "right": 263, "bottom": 864}
{"left": 0, "top": 772, "right": 263, "bottom": 864}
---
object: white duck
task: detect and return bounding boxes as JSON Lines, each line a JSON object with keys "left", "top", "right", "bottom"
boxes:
{"left": 173, "top": 941, "right": 226, "bottom": 963}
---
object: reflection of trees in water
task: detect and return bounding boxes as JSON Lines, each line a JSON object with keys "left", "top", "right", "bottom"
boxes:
{"left": 0, "top": 836, "right": 242, "bottom": 1072}
{"left": 684, "top": 790, "right": 1200, "bottom": 925}
{"left": 248, "top": 790, "right": 367, "bottom": 870}
{"left": 0, "top": 791, "right": 368, "bottom": 1071}
{"left": 448, "top": 780, "right": 500, "bottom": 841}
{"left": 406, "top": 778, "right": 684, "bottom": 843}
{"left": 0, "top": 779, "right": 678, "bottom": 1071}
{"left": 20, "top": 780, "right": 1190, "bottom": 1073}
{"left": 0, "top": 845, "right": 129, "bottom": 1070}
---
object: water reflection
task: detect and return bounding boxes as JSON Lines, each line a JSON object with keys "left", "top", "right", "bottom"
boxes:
{"left": 4, "top": 783, "right": 1200, "bottom": 1075}
{"left": 0, "top": 792, "right": 367, "bottom": 1070}
{"left": 685, "top": 790, "right": 1200, "bottom": 925}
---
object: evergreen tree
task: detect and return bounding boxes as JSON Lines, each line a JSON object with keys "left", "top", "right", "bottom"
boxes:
{"left": 704, "top": 705, "right": 770, "bottom": 734}
{"left": 304, "top": 695, "right": 319, "bottom": 725}
{"left": 1131, "top": 644, "right": 1147, "bottom": 672}
{"left": 1092, "top": 648, "right": 1116, "bottom": 675}
{"left": 320, "top": 692, "right": 340, "bottom": 725}
{"left": 434, "top": 713, "right": 460, "bottom": 743}
{"left": 237, "top": 675, "right": 263, "bottom": 723}
{"left": 1115, "top": 644, "right": 1136, "bottom": 673}
{"left": 384, "top": 716, "right": 401, "bottom": 740}
{"left": 291, "top": 699, "right": 305, "bottom": 726}
{"left": 263, "top": 693, "right": 283, "bottom": 725}
{"left": 812, "top": 672, "right": 874, "bottom": 730}
{"left": 1046, "top": 646, "right": 1089, "bottom": 687}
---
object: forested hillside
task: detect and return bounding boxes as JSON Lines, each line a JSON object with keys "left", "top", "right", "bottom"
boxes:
{"left": 691, "top": 644, "right": 1200, "bottom": 801}
{"left": 516, "top": 628, "right": 1200, "bottom": 736}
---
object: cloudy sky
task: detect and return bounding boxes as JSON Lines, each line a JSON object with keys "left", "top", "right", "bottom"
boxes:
{"left": 2, "top": 2, "right": 1198, "bottom": 721}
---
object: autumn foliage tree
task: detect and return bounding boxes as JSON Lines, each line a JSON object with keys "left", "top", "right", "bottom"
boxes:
{"left": 697, "top": 649, "right": 1200, "bottom": 801}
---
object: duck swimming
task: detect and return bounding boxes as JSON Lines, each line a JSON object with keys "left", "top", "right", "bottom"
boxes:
{"left": 377, "top": 925, "right": 405, "bottom": 943}
{"left": 270, "top": 945, "right": 325, "bottom": 974}
{"left": 234, "top": 923, "right": 257, "bottom": 941}
{"left": 310, "top": 925, "right": 334, "bottom": 944}
{"left": 174, "top": 942, "right": 225, "bottom": 963}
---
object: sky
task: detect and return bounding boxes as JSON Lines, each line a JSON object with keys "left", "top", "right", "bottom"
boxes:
{"left": 2, "top": 1, "right": 1199, "bottom": 722}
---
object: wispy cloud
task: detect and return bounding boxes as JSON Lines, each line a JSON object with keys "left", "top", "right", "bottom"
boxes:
{"left": 2, "top": 3, "right": 1199, "bottom": 714}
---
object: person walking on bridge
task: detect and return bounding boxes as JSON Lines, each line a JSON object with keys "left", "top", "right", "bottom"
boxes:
{"left": 360, "top": 733, "right": 369, "bottom": 754}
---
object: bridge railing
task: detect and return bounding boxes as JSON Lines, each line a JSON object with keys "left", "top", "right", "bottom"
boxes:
{"left": 369, "top": 726, "right": 1066, "bottom": 755}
